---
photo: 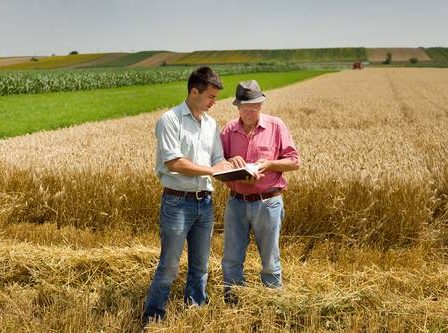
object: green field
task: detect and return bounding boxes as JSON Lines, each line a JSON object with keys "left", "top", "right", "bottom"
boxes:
{"left": 172, "top": 48, "right": 367, "bottom": 65}
{"left": 424, "top": 47, "right": 448, "bottom": 62}
{"left": 0, "top": 70, "right": 331, "bottom": 138}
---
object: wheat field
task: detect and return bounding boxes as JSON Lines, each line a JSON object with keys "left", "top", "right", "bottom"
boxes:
{"left": 0, "top": 68, "right": 447, "bottom": 332}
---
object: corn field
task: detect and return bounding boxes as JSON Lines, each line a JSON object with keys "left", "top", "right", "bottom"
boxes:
{"left": 0, "top": 64, "right": 304, "bottom": 96}
{"left": 0, "top": 68, "right": 447, "bottom": 332}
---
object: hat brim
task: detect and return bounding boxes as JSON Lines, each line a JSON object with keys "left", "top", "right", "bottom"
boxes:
{"left": 232, "top": 95, "right": 266, "bottom": 106}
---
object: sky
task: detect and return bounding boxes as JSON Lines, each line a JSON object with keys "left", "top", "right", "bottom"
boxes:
{"left": 1, "top": 0, "right": 447, "bottom": 57}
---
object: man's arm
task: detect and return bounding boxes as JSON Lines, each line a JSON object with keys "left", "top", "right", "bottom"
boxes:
{"left": 166, "top": 158, "right": 232, "bottom": 176}
{"left": 256, "top": 158, "right": 299, "bottom": 173}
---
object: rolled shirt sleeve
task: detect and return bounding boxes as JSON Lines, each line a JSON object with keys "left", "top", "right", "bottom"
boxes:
{"left": 277, "top": 118, "right": 301, "bottom": 165}
{"left": 155, "top": 113, "right": 184, "bottom": 163}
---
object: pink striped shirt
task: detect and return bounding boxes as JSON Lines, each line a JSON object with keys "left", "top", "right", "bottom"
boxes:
{"left": 220, "top": 114, "right": 300, "bottom": 194}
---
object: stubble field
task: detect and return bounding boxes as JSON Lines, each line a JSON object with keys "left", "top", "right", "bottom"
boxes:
{"left": 0, "top": 68, "right": 447, "bottom": 332}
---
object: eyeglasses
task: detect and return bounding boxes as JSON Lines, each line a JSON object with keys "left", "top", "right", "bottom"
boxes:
{"left": 238, "top": 104, "right": 262, "bottom": 112}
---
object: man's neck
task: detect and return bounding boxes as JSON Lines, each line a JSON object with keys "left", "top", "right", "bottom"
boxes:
{"left": 185, "top": 100, "right": 203, "bottom": 122}
{"left": 242, "top": 123, "right": 257, "bottom": 135}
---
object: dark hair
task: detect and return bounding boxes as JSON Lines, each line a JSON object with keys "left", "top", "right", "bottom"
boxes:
{"left": 187, "top": 66, "right": 223, "bottom": 94}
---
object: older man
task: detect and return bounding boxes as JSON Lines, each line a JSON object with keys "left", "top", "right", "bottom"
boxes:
{"left": 220, "top": 80, "right": 300, "bottom": 302}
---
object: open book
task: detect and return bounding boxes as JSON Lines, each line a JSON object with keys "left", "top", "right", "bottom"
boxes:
{"left": 213, "top": 163, "right": 259, "bottom": 182}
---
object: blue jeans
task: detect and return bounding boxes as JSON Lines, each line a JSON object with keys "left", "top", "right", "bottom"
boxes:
{"left": 143, "top": 193, "right": 214, "bottom": 319}
{"left": 222, "top": 195, "right": 285, "bottom": 289}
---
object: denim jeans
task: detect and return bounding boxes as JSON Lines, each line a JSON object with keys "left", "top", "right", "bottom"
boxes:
{"left": 222, "top": 195, "right": 285, "bottom": 290}
{"left": 143, "top": 193, "right": 214, "bottom": 319}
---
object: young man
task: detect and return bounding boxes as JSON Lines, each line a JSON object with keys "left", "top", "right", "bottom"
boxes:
{"left": 220, "top": 80, "right": 300, "bottom": 303}
{"left": 142, "top": 67, "right": 232, "bottom": 323}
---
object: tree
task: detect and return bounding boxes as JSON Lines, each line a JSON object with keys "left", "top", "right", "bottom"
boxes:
{"left": 383, "top": 52, "right": 392, "bottom": 65}
{"left": 69, "top": 50, "right": 79, "bottom": 55}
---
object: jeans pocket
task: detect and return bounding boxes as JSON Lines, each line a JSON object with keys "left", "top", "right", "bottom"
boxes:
{"left": 261, "top": 196, "right": 282, "bottom": 208}
{"left": 160, "top": 195, "right": 185, "bottom": 229}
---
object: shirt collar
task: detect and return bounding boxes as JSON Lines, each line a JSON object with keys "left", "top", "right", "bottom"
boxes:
{"left": 180, "top": 101, "right": 209, "bottom": 122}
{"left": 180, "top": 101, "right": 192, "bottom": 116}
{"left": 258, "top": 114, "right": 267, "bottom": 129}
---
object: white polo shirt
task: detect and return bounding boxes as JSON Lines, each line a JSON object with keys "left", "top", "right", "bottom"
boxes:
{"left": 155, "top": 101, "right": 225, "bottom": 192}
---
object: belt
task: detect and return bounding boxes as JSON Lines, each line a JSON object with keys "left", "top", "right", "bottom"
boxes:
{"left": 163, "top": 188, "right": 212, "bottom": 200}
{"left": 230, "top": 190, "right": 282, "bottom": 202}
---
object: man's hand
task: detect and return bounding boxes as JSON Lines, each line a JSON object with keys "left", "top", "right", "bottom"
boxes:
{"left": 228, "top": 156, "right": 246, "bottom": 168}
{"left": 211, "top": 160, "right": 233, "bottom": 174}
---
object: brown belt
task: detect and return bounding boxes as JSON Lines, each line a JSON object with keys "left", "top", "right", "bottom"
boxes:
{"left": 230, "top": 190, "right": 282, "bottom": 202}
{"left": 163, "top": 188, "right": 212, "bottom": 200}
